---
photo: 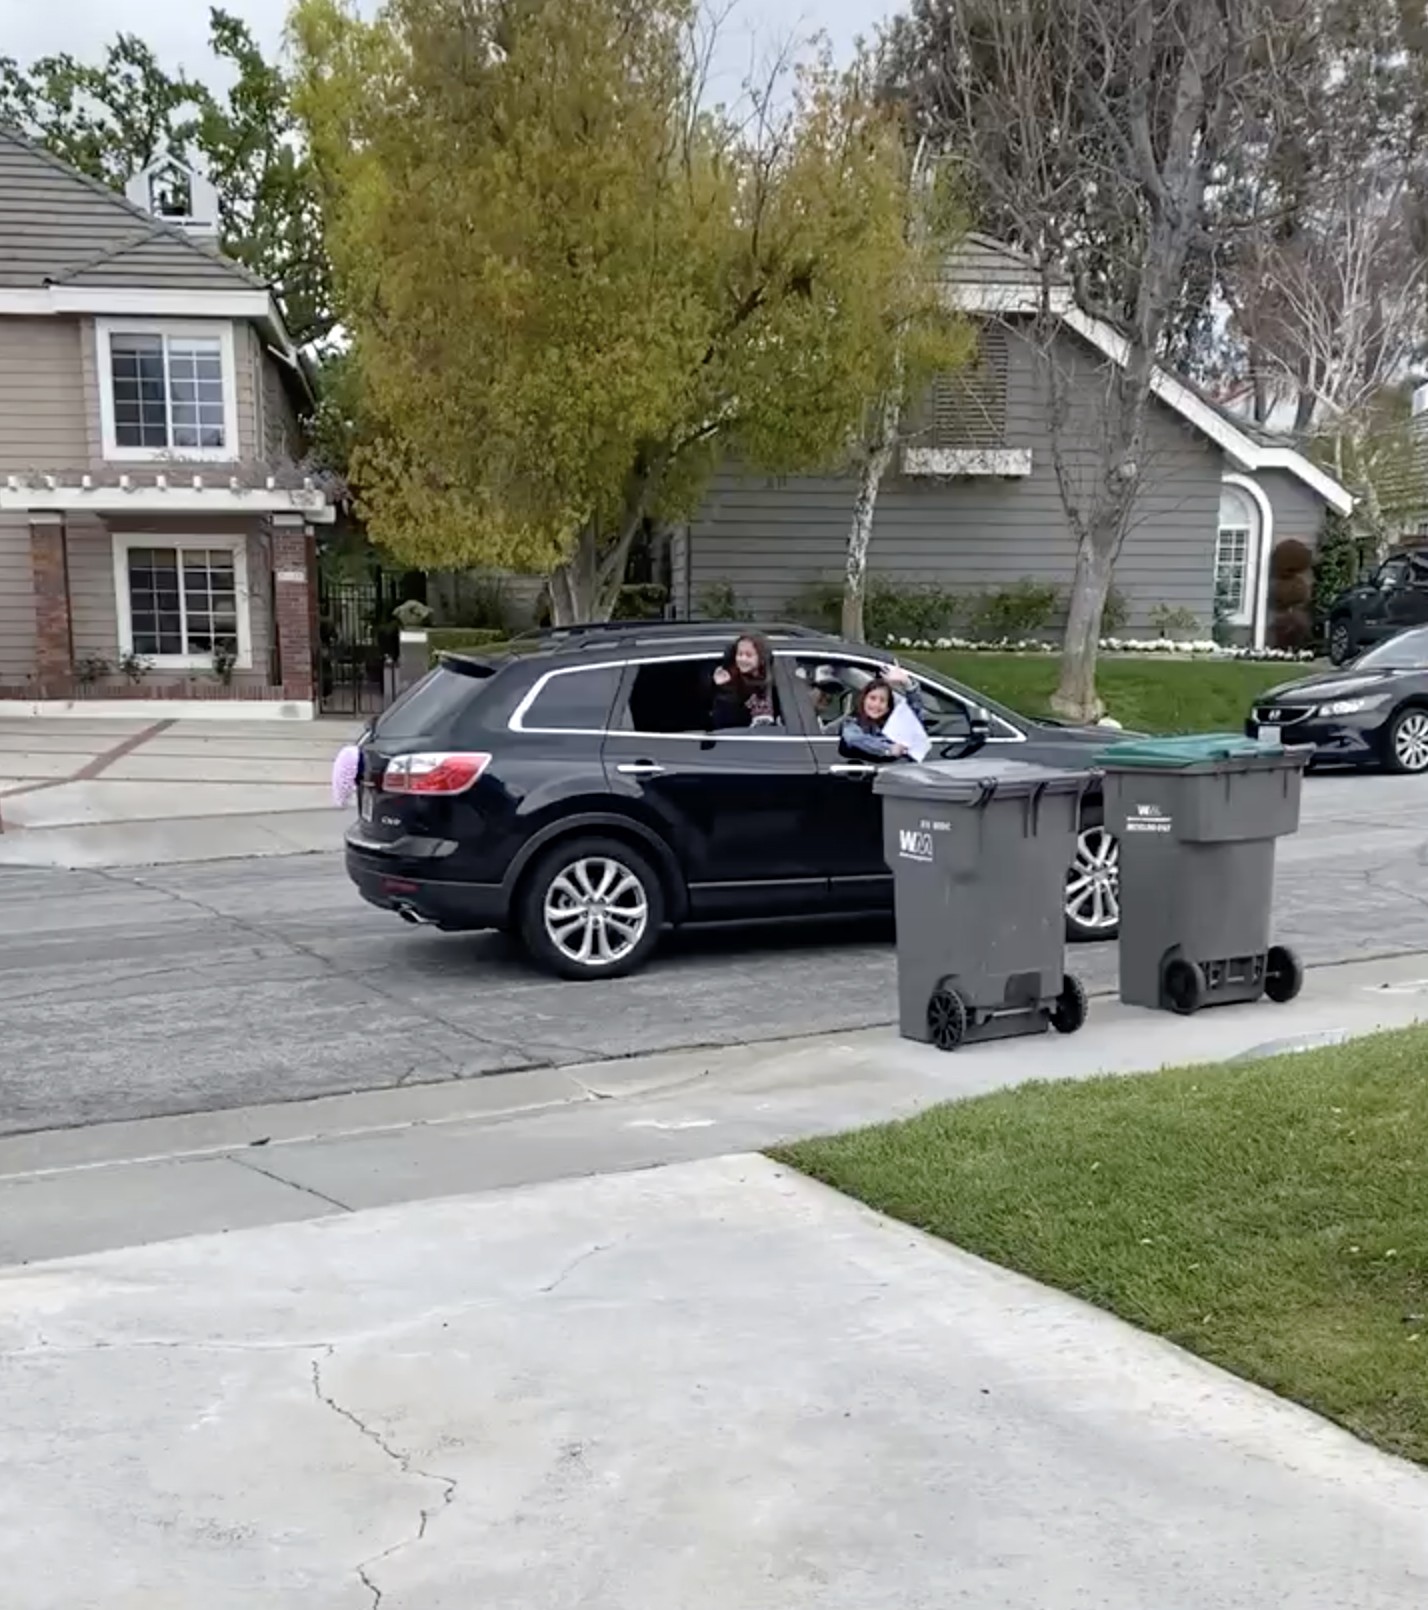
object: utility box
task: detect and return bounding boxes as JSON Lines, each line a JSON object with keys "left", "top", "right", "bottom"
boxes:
{"left": 876, "top": 758, "right": 1097, "bottom": 1050}
{"left": 1098, "top": 733, "right": 1310, "bottom": 1014}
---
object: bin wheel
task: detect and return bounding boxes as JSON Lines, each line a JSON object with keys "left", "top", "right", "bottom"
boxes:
{"left": 1163, "top": 957, "right": 1206, "bottom": 1016}
{"left": 1050, "top": 974, "right": 1088, "bottom": 1035}
{"left": 1264, "top": 944, "right": 1304, "bottom": 1004}
{"left": 927, "top": 986, "right": 969, "bottom": 1052}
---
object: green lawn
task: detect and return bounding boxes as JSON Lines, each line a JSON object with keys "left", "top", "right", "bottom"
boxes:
{"left": 776, "top": 1028, "right": 1428, "bottom": 1465}
{"left": 914, "top": 652, "right": 1299, "bottom": 734}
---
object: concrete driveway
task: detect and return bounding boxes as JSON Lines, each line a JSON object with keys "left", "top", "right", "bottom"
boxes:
{"left": 3, "top": 770, "right": 1428, "bottom": 1135}
{"left": 4, "top": 1155, "right": 1426, "bottom": 1609}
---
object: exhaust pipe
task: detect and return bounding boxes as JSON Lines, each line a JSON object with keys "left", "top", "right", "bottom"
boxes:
{"left": 395, "top": 903, "right": 436, "bottom": 926}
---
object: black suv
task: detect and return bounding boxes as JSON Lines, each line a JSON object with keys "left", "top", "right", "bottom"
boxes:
{"left": 345, "top": 623, "right": 1122, "bottom": 979}
{"left": 1325, "top": 548, "right": 1428, "bottom": 665}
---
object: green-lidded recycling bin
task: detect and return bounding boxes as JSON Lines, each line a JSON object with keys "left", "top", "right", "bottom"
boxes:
{"left": 875, "top": 758, "right": 1097, "bottom": 1051}
{"left": 1097, "top": 732, "right": 1310, "bottom": 1015}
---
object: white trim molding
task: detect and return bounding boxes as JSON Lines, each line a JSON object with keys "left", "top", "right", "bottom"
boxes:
{"left": 0, "top": 285, "right": 271, "bottom": 320}
{"left": 942, "top": 278, "right": 1354, "bottom": 518}
{"left": 1222, "top": 472, "right": 1276, "bottom": 650}
{"left": 111, "top": 530, "right": 255, "bottom": 672}
{"left": 1, "top": 474, "right": 335, "bottom": 522}
{"left": 902, "top": 446, "right": 1032, "bottom": 478}
{"left": 95, "top": 317, "right": 240, "bottom": 464}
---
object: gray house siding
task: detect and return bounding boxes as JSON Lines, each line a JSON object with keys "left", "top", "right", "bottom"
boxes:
{"left": 687, "top": 323, "right": 1224, "bottom": 637}
{"left": 0, "top": 316, "right": 91, "bottom": 679}
{"left": 1256, "top": 468, "right": 1327, "bottom": 551}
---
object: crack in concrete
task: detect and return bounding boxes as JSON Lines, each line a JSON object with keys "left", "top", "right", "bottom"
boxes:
{"left": 226, "top": 1152, "right": 353, "bottom": 1213}
{"left": 539, "top": 1237, "right": 624, "bottom": 1295}
{"left": 310, "top": 1348, "right": 458, "bottom": 1608}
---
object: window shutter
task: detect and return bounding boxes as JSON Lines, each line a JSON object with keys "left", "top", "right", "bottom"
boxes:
{"left": 928, "top": 327, "right": 1010, "bottom": 449}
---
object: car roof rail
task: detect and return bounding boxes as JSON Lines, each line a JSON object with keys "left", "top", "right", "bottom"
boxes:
{"left": 510, "top": 620, "right": 827, "bottom": 650}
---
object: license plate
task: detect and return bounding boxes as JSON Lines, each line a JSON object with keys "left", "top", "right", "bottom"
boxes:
{"left": 359, "top": 788, "right": 374, "bottom": 822}
{"left": 1258, "top": 725, "right": 1281, "bottom": 745}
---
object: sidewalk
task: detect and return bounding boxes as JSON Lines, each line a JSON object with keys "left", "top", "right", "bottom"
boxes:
{"left": 5, "top": 1159, "right": 1427, "bottom": 1609}
{"left": 5, "top": 949, "right": 1427, "bottom": 1266}
{"left": 0, "top": 717, "right": 357, "bottom": 867}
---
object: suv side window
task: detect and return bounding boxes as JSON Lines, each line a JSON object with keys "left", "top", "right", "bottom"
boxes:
{"left": 625, "top": 658, "right": 723, "bottom": 734}
{"left": 1379, "top": 558, "right": 1409, "bottom": 590}
{"left": 518, "top": 663, "right": 624, "bottom": 732}
{"left": 787, "top": 655, "right": 972, "bottom": 740}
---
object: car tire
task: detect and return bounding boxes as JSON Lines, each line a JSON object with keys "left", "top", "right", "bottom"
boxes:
{"left": 1065, "top": 814, "right": 1120, "bottom": 944}
{"left": 518, "top": 836, "right": 666, "bottom": 981}
{"left": 1327, "top": 618, "right": 1353, "bottom": 666}
{"left": 1384, "top": 706, "right": 1428, "bottom": 775}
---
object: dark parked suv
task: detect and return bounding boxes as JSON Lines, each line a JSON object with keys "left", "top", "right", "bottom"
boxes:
{"left": 1325, "top": 548, "right": 1428, "bottom": 665}
{"left": 344, "top": 623, "right": 1123, "bottom": 979}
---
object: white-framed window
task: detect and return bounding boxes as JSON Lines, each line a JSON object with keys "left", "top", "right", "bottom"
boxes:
{"left": 1215, "top": 484, "right": 1258, "bottom": 626}
{"left": 112, "top": 533, "right": 253, "bottom": 671}
{"left": 96, "top": 318, "right": 239, "bottom": 462}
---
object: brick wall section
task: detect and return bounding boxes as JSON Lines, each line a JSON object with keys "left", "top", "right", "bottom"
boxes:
{"left": 30, "top": 514, "right": 73, "bottom": 687}
{"left": 270, "top": 516, "right": 316, "bottom": 701}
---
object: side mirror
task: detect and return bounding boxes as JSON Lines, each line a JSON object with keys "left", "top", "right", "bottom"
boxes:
{"left": 941, "top": 706, "right": 991, "bottom": 760}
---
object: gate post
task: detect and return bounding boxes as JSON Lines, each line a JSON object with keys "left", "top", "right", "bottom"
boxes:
{"left": 397, "top": 630, "right": 430, "bottom": 692}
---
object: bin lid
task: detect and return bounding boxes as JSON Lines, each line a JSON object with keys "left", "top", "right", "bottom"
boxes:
{"left": 873, "top": 757, "right": 1094, "bottom": 803}
{"left": 1095, "top": 732, "right": 1285, "bottom": 769}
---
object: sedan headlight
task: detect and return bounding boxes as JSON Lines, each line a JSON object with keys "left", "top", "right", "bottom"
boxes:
{"left": 1316, "top": 695, "right": 1388, "bottom": 716}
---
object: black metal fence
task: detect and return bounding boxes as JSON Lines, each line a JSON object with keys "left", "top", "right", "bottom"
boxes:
{"left": 317, "top": 570, "right": 406, "bottom": 716}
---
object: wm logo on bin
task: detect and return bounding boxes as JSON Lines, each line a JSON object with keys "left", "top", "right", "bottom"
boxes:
{"left": 898, "top": 828, "right": 934, "bottom": 863}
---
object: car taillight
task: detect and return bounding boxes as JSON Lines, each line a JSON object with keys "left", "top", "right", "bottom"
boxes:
{"left": 381, "top": 752, "right": 492, "bottom": 795}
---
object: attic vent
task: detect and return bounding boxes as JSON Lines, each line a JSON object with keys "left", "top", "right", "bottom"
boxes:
{"left": 929, "top": 327, "right": 1009, "bottom": 449}
{"left": 147, "top": 162, "right": 193, "bottom": 219}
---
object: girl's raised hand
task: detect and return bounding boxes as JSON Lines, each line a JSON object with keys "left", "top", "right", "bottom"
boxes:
{"left": 884, "top": 664, "right": 912, "bottom": 687}
{"left": 712, "top": 667, "right": 731, "bottom": 686}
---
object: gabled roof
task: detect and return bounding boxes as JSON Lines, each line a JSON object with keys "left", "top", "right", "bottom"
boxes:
{"left": 945, "top": 234, "right": 1354, "bottom": 516}
{"left": 0, "top": 123, "right": 263, "bottom": 295}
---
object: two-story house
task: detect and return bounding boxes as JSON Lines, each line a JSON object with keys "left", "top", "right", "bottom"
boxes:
{"left": 0, "top": 125, "right": 333, "bottom": 716}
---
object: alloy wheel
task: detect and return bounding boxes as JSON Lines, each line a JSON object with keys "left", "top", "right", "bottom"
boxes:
{"left": 1065, "top": 826, "right": 1120, "bottom": 934}
{"left": 1329, "top": 621, "right": 1351, "bottom": 665}
{"left": 1392, "top": 710, "right": 1428, "bottom": 773}
{"left": 543, "top": 856, "right": 650, "bottom": 968}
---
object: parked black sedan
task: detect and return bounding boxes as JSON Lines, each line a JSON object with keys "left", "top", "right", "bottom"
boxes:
{"left": 1245, "top": 626, "right": 1428, "bottom": 773}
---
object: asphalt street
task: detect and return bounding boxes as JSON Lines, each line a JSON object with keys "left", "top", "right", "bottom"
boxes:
{"left": 3, "top": 770, "right": 1428, "bottom": 1137}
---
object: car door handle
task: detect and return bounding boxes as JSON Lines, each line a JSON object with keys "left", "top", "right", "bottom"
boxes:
{"left": 830, "top": 762, "right": 878, "bottom": 778}
{"left": 616, "top": 762, "right": 667, "bottom": 778}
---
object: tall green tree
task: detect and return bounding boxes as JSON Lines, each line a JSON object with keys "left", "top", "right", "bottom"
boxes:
{"left": 0, "top": 11, "right": 333, "bottom": 347}
{"left": 292, "top": 0, "right": 954, "bottom": 622}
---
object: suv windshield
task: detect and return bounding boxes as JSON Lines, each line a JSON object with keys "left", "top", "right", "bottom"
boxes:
{"left": 1356, "top": 628, "right": 1428, "bottom": 670}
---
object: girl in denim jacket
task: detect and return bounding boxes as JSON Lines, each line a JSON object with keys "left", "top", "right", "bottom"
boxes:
{"left": 840, "top": 665, "right": 924, "bottom": 760}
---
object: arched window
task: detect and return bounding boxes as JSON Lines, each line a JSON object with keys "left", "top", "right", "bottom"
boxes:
{"left": 1215, "top": 483, "right": 1259, "bottom": 626}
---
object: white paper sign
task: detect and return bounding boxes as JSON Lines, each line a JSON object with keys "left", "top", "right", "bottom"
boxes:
{"left": 884, "top": 697, "right": 931, "bottom": 761}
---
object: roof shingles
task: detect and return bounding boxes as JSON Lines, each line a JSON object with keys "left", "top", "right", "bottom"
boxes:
{"left": 0, "top": 124, "right": 264, "bottom": 294}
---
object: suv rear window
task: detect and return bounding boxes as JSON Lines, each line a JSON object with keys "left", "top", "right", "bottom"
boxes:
{"left": 520, "top": 663, "right": 624, "bottom": 731}
{"left": 374, "top": 663, "right": 491, "bottom": 739}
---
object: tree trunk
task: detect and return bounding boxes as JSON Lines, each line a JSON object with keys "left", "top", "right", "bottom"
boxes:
{"left": 842, "top": 396, "right": 901, "bottom": 641}
{"left": 547, "top": 524, "right": 598, "bottom": 626}
{"left": 1052, "top": 537, "right": 1114, "bottom": 724}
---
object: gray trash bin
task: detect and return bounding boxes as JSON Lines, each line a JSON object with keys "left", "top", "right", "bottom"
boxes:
{"left": 875, "top": 758, "right": 1097, "bottom": 1051}
{"left": 1097, "top": 733, "right": 1310, "bottom": 1015}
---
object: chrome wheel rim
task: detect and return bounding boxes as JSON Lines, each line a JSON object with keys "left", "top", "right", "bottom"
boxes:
{"left": 1330, "top": 623, "right": 1349, "bottom": 660}
{"left": 1393, "top": 712, "right": 1428, "bottom": 772}
{"left": 544, "top": 856, "right": 649, "bottom": 967}
{"left": 1066, "top": 827, "right": 1120, "bottom": 932}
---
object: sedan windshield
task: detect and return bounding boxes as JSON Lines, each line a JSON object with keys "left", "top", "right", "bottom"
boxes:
{"left": 1356, "top": 628, "right": 1428, "bottom": 670}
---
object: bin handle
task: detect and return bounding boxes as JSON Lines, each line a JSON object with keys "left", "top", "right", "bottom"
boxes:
{"left": 1026, "top": 779, "right": 1047, "bottom": 834}
{"left": 963, "top": 779, "right": 997, "bottom": 811}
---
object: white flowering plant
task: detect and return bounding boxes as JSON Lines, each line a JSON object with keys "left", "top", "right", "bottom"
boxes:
{"left": 883, "top": 634, "right": 1316, "bottom": 663}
